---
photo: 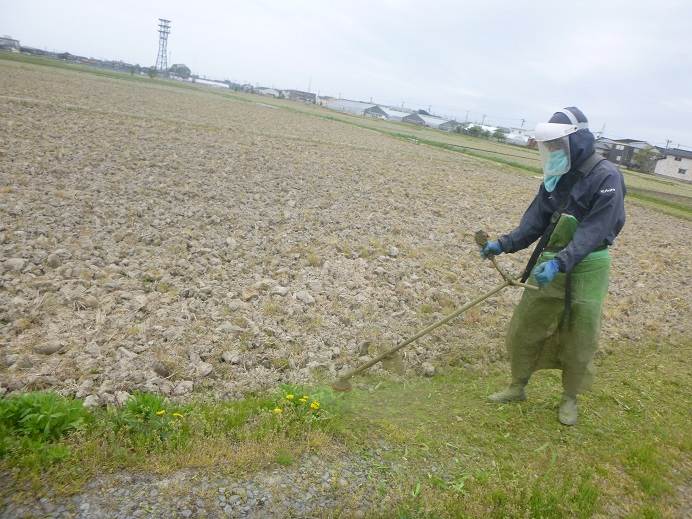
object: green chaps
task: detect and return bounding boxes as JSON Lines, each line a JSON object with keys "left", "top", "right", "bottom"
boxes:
{"left": 506, "top": 249, "right": 611, "bottom": 396}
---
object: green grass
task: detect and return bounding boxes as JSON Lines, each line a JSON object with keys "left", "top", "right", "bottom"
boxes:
{"left": 2, "top": 340, "right": 689, "bottom": 516}
{"left": 626, "top": 187, "right": 692, "bottom": 219}
{"left": 0, "top": 385, "right": 343, "bottom": 496}
{"left": 336, "top": 338, "right": 690, "bottom": 517}
{"left": 0, "top": 392, "right": 90, "bottom": 470}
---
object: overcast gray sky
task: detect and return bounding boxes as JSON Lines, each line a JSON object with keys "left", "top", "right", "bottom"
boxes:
{"left": 3, "top": 0, "right": 691, "bottom": 147}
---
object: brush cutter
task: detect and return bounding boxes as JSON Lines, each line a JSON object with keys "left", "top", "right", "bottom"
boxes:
{"left": 331, "top": 231, "right": 538, "bottom": 392}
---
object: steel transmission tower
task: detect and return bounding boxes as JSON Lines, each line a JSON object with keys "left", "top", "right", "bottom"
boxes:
{"left": 155, "top": 18, "right": 171, "bottom": 72}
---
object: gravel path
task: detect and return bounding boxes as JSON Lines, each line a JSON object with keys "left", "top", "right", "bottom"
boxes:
{"left": 1, "top": 454, "right": 378, "bottom": 518}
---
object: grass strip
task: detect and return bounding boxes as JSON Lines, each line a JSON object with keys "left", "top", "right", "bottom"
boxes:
{"left": 2, "top": 339, "right": 689, "bottom": 517}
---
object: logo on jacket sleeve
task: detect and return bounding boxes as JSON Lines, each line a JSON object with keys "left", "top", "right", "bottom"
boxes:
{"left": 600, "top": 187, "right": 616, "bottom": 194}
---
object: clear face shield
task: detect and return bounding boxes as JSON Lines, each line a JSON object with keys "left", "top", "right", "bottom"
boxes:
{"left": 537, "top": 136, "right": 571, "bottom": 177}
{"left": 534, "top": 121, "right": 580, "bottom": 178}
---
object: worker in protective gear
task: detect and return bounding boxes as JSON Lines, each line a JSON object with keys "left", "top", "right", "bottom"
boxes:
{"left": 480, "top": 107, "right": 626, "bottom": 425}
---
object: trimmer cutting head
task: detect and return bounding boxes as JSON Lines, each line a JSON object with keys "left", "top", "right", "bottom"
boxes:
{"left": 331, "top": 377, "right": 353, "bottom": 392}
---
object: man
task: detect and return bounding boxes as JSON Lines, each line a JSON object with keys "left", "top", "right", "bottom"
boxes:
{"left": 480, "top": 107, "right": 626, "bottom": 425}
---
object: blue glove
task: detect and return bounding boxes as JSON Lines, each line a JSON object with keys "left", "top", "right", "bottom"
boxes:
{"left": 533, "top": 259, "right": 561, "bottom": 287}
{"left": 480, "top": 240, "right": 503, "bottom": 259}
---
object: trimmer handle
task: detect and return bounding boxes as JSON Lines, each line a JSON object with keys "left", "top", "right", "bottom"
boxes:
{"left": 474, "top": 230, "right": 538, "bottom": 291}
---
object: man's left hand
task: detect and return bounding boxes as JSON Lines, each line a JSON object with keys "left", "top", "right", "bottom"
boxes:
{"left": 533, "top": 259, "right": 560, "bottom": 287}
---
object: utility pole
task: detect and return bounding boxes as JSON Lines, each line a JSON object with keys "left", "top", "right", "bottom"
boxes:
{"left": 481, "top": 114, "right": 486, "bottom": 126}
{"left": 155, "top": 18, "right": 171, "bottom": 72}
{"left": 428, "top": 104, "right": 432, "bottom": 113}
{"left": 520, "top": 118, "right": 525, "bottom": 129}
{"left": 665, "top": 139, "right": 672, "bottom": 150}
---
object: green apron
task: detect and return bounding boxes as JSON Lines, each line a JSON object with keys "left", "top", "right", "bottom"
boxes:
{"left": 505, "top": 215, "right": 611, "bottom": 395}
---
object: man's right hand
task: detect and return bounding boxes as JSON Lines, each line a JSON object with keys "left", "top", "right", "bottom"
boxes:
{"left": 480, "top": 240, "right": 503, "bottom": 259}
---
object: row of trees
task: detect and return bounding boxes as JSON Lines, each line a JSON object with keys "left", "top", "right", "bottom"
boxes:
{"left": 631, "top": 147, "right": 660, "bottom": 172}
{"left": 455, "top": 123, "right": 509, "bottom": 142}
{"left": 128, "top": 63, "right": 192, "bottom": 79}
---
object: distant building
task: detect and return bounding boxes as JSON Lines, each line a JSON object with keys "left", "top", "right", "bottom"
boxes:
{"left": 654, "top": 148, "right": 692, "bottom": 182}
{"left": 439, "top": 120, "right": 462, "bottom": 132}
{"left": 0, "top": 35, "right": 20, "bottom": 52}
{"left": 602, "top": 138, "right": 653, "bottom": 169}
{"left": 468, "top": 124, "right": 499, "bottom": 134}
{"left": 194, "top": 78, "right": 229, "bottom": 89}
{"left": 504, "top": 131, "right": 531, "bottom": 146}
{"left": 363, "top": 105, "right": 410, "bottom": 121}
{"left": 494, "top": 127, "right": 533, "bottom": 146}
{"left": 282, "top": 89, "right": 316, "bottom": 103}
{"left": 595, "top": 137, "right": 617, "bottom": 157}
{"left": 324, "top": 99, "right": 375, "bottom": 115}
{"left": 224, "top": 81, "right": 244, "bottom": 91}
{"left": 256, "top": 87, "right": 281, "bottom": 98}
{"left": 402, "top": 113, "right": 454, "bottom": 130}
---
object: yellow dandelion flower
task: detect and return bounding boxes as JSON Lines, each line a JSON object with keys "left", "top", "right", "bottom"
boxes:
{"left": 172, "top": 412, "right": 184, "bottom": 418}
{"left": 155, "top": 410, "right": 166, "bottom": 416}
{"left": 299, "top": 398, "right": 308, "bottom": 404}
{"left": 272, "top": 407, "right": 283, "bottom": 414}
{"left": 310, "top": 401, "right": 320, "bottom": 410}
{"left": 302, "top": 395, "right": 309, "bottom": 399}
{"left": 285, "top": 394, "right": 295, "bottom": 400}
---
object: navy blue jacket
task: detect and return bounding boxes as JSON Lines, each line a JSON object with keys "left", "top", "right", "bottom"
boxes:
{"left": 498, "top": 129, "right": 626, "bottom": 273}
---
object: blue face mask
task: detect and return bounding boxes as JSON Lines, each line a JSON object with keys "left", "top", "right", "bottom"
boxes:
{"left": 543, "top": 150, "right": 569, "bottom": 192}
{"left": 544, "top": 175, "right": 561, "bottom": 192}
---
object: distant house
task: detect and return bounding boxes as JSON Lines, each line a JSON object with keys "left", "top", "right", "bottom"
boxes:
{"left": 595, "top": 137, "right": 617, "bottom": 157}
{"left": 363, "top": 105, "right": 410, "bottom": 121}
{"left": 402, "top": 113, "right": 454, "bottom": 130}
{"left": 194, "top": 78, "right": 229, "bottom": 89}
{"left": 225, "top": 81, "right": 244, "bottom": 91}
{"left": 282, "top": 90, "right": 316, "bottom": 103}
{"left": 324, "top": 99, "right": 375, "bottom": 115}
{"left": 0, "top": 35, "right": 20, "bottom": 52}
{"left": 504, "top": 131, "right": 531, "bottom": 146}
{"left": 496, "top": 127, "right": 532, "bottom": 146}
{"left": 468, "top": 124, "right": 499, "bottom": 134}
{"left": 439, "top": 120, "right": 461, "bottom": 132}
{"left": 602, "top": 138, "right": 653, "bottom": 169}
{"left": 654, "top": 148, "right": 692, "bottom": 182}
{"left": 256, "top": 87, "right": 281, "bottom": 98}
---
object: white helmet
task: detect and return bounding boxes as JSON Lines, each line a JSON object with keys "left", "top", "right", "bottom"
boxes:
{"left": 534, "top": 108, "right": 589, "bottom": 177}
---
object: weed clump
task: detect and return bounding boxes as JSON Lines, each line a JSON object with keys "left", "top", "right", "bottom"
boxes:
{"left": 0, "top": 385, "right": 346, "bottom": 486}
{"left": 109, "top": 392, "right": 189, "bottom": 452}
{"left": 0, "top": 392, "right": 89, "bottom": 468}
